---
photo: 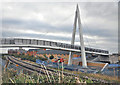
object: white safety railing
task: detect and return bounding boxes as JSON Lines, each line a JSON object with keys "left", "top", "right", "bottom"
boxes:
{"left": 0, "top": 38, "right": 109, "bottom": 54}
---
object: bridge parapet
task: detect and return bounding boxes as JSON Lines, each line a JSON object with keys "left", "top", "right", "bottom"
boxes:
{"left": 0, "top": 38, "right": 109, "bottom": 55}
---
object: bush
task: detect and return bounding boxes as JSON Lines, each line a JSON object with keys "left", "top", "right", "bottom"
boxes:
{"left": 49, "top": 55, "right": 54, "bottom": 59}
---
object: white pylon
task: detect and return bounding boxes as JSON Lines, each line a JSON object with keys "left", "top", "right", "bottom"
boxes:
{"left": 68, "top": 4, "right": 87, "bottom": 68}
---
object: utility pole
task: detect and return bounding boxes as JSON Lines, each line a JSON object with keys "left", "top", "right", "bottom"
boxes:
{"left": 68, "top": 4, "right": 87, "bottom": 68}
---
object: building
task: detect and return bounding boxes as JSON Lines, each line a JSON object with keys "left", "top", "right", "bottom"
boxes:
{"left": 8, "top": 49, "right": 26, "bottom": 55}
{"left": 109, "top": 53, "right": 119, "bottom": 64}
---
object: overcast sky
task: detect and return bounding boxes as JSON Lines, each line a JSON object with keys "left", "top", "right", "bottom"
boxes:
{"left": 1, "top": 1, "right": 118, "bottom": 54}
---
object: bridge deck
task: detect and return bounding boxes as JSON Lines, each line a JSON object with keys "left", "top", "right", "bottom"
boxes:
{"left": 0, "top": 38, "right": 109, "bottom": 56}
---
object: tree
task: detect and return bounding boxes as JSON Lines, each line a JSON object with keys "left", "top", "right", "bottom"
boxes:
{"left": 49, "top": 55, "right": 54, "bottom": 59}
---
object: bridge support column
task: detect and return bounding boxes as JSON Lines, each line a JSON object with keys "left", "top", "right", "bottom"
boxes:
{"left": 77, "top": 4, "right": 87, "bottom": 68}
{"left": 68, "top": 4, "right": 77, "bottom": 66}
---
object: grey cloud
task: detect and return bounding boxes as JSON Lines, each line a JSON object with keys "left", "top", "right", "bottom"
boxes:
{"left": 80, "top": 2, "right": 117, "bottom": 21}
{"left": 2, "top": 18, "right": 73, "bottom": 33}
{"left": 2, "top": 29, "right": 71, "bottom": 41}
{"left": 2, "top": 18, "right": 117, "bottom": 39}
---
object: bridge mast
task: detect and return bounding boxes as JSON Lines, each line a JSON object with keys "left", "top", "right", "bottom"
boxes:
{"left": 68, "top": 4, "right": 87, "bottom": 68}
{"left": 68, "top": 4, "right": 77, "bottom": 66}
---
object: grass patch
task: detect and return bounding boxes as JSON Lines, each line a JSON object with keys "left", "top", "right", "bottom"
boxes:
{"left": 63, "top": 69, "right": 120, "bottom": 83}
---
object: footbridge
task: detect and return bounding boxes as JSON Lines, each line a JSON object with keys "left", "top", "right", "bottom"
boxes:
{"left": 0, "top": 38, "right": 109, "bottom": 56}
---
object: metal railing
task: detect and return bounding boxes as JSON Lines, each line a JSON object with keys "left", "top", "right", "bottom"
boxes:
{"left": 0, "top": 38, "right": 109, "bottom": 54}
